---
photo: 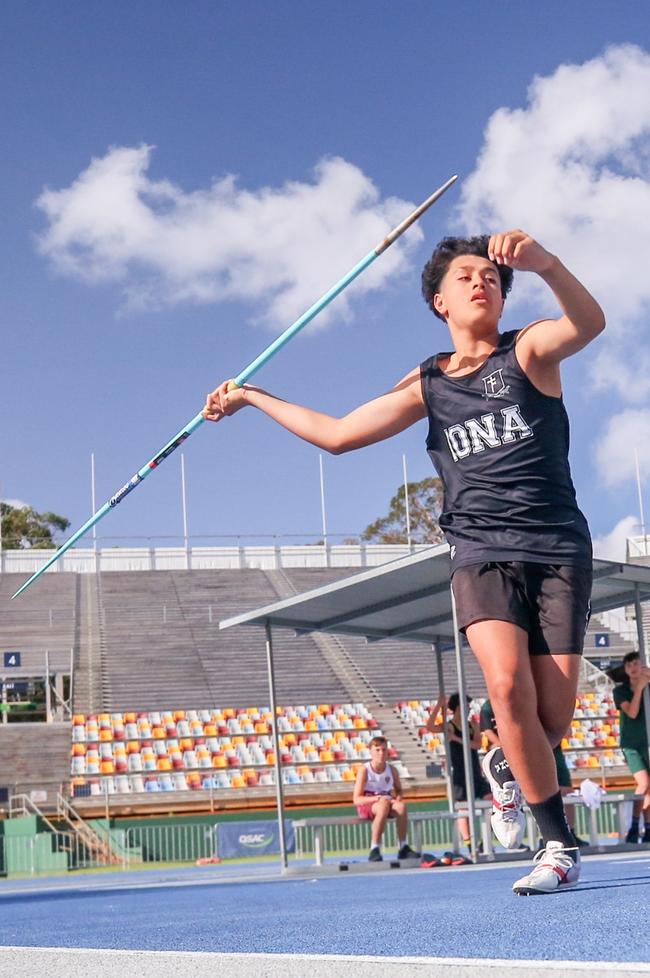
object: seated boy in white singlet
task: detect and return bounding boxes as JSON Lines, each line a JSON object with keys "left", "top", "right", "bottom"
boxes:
{"left": 352, "top": 735, "right": 419, "bottom": 861}
{"left": 203, "top": 229, "right": 605, "bottom": 894}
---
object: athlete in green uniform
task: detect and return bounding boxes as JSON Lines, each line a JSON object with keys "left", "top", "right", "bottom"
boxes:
{"left": 613, "top": 652, "right": 650, "bottom": 844}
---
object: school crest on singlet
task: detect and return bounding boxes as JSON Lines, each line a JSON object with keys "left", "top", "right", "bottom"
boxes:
{"left": 482, "top": 367, "right": 510, "bottom": 399}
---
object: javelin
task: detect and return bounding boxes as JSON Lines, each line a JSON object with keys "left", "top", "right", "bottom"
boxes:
{"left": 12, "top": 174, "right": 458, "bottom": 600}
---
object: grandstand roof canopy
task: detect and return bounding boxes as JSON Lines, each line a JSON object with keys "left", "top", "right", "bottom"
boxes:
{"left": 219, "top": 546, "right": 650, "bottom": 644}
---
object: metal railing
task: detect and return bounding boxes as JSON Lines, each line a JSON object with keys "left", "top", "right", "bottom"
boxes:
{"left": 0, "top": 823, "right": 216, "bottom": 877}
{"left": 294, "top": 816, "right": 455, "bottom": 857}
{"left": 0, "top": 796, "right": 633, "bottom": 879}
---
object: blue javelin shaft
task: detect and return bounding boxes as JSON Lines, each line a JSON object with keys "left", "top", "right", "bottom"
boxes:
{"left": 12, "top": 174, "right": 457, "bottom": 599}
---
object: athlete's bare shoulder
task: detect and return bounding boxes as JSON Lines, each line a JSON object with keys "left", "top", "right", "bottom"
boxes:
{"left": 392, "top": 365, "right": 426, "bottom": 406}
{"left": 514, "top": 321, "right": 563, "bottom": 398}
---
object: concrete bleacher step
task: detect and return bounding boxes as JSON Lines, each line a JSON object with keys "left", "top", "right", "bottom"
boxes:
{"left": 266, "top": 569, "right": 381, "bottom": 708}
{"left": 0, "top": 723, "right": 71, "bottom": 798}
{"left": 0, "top": 572, "right": 77, "bottom": 672}
{"left": 72, "top": 575, "right": 104, "bottom": 714}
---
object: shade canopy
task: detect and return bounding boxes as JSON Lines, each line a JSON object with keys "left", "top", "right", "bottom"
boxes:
{"left": 219, "top": 545, "right": 650, "bottom": 644}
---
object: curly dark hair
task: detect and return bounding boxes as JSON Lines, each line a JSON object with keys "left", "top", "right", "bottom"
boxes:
{"left": 421, "top": 235, "right": 514, "bottom": 322}
{"left": 447, "top": 692, "right": 471, "bottom": 713}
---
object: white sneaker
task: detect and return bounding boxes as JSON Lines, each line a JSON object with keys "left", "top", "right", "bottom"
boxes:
{"left": 512, "top": 841, "right": 580, "bottom": 895}
{"left": 481, "top": 747, "right": 526, "bottom": 849}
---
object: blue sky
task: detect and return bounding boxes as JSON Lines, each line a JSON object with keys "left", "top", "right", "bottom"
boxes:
{"left": 2, "top": 2, "right": 650, "bottom": 557}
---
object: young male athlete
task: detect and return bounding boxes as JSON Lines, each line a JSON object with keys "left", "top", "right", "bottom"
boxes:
{"left": 352, "top": 735, "right": 419, "bottom": 861}
{"left": 203, "top": 228, "right": 605, "bottom": 894}
{"left": 613, "top": 652, "right": 650, "bottom": 843}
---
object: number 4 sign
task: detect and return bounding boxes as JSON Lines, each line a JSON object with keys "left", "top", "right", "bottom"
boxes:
{"left": 3, "top": 652, "right": 21, "bottom": 667}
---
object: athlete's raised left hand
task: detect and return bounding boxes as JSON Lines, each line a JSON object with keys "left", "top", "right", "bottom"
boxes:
{"left": 488, "top": 230, "right": 555, "bottom": 274}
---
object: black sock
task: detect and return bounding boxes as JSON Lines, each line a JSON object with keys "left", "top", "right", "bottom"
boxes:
{"left": 528, "top": 791, "right": 577, "bottom": 858}
{"left": 630, "top": 815, "right": 640, "bottom": 831}
{"left": 486, "top": 747, "right": 514, "bottom": 788}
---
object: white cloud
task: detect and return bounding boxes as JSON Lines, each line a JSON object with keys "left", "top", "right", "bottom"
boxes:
{"left": 456, "top": 44, "right": 650, "bottom": 403}
{"left": 592, "top": 515, "right": 639, "bottom": 562}
{"left": 594, "top": 409, "right": 650, "bottom": 487}
{"left": 36, "top": 147, "right": 423, "bottom": 329}
{"left": 1, "top": 498, "right": 29, "bottom": 510}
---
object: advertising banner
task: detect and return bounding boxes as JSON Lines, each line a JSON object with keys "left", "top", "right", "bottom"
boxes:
{"left": 217, "top": 819, "right": 295, "bottom": 859}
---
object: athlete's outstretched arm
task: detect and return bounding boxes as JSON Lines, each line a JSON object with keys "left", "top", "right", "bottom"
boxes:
{"left": 202, "top": 368, "right": 426, "bottom": 454}
{"left": 489, "top": 229, "right": 605, "bottom": 363}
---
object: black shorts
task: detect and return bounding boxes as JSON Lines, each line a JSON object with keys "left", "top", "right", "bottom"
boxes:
{"left": 452, "top": 777, "right": 490, "bottom": 803}
{"left": 451, "top": 561, "right": 592, "bottom": 655}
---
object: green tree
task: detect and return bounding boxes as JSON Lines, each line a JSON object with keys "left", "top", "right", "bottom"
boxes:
{"left": 0, "top": 503, "right": 70, "bottom": 549}
{"left": 361, "top": 476, "right": 444, "bottom": 545}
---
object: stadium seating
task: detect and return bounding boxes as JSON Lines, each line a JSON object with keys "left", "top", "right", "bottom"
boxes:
{"left": 397, "top": 692, "right": 626, "bottom": 772}
{"left": 69, "top": 703, "right": 412, "bottom": 795}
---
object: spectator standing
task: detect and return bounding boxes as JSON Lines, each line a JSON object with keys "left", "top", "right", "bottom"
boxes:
{"left": 613, "top": 652, "right": 650, "bottom": 844}
{"left": 428, "top": 693, "right": 491, "bottom": 850}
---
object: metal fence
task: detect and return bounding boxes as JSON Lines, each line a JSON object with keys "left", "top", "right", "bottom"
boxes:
{"left": 0, "top": 823, "right": 218, "bottom": 877}
{"left": 124, "top": 823, "right": 215, "bottom": 864}
{"left": 0, "top": 831, "right": 116, "bottom": 876}
{"left": 294, "top": 817, "right": 456, "bottom": 857}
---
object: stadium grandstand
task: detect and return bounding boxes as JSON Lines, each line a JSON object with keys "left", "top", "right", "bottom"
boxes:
{"left": 1, "top": 540, "right": 648, "bottom": 833}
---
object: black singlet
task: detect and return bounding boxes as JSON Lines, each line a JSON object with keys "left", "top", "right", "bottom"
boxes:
{"left": 448, "top": 720, "right": 483, "bottom": 787}
{"left": 420, "top": 329, "right": 592, "bottom": 570}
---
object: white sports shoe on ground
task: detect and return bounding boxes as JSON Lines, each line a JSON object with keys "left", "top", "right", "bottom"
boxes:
{"left": 481, "top": 747, "right": 526, "bottom": 849}
{"left": 512, "top": 841, "right": 580, "bottom": 895}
